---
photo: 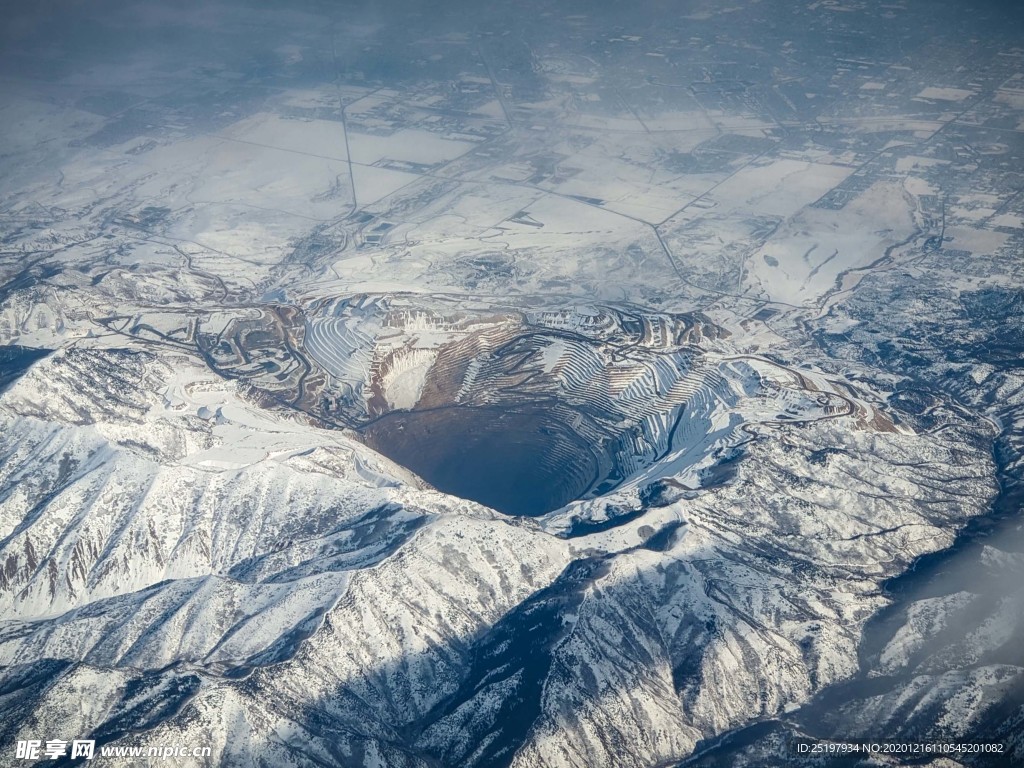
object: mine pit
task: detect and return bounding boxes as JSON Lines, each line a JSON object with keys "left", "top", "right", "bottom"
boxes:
{"left": 195, "top": 298, "right": 736, "bottom": 517}
{"left": 343, "top": 305, "right": 729, "bottom": 517}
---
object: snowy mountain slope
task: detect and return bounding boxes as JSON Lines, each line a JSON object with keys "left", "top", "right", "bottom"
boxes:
{"left": 0, "top": 336, "right": 999, "bottom": 767}
{"left": 0, "top": 349, "right": 439, "bottom": 621}
{"left": 0, "top": 345, "right": 571, "bottom": 764}
{"left": 661, "top": 261, "right": 1024, "bottom": 768}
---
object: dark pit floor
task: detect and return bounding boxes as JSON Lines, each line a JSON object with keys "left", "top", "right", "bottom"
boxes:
{"left": 0, "top": 345, "right": 50, "bottom": 395}
{"left": 360, "top": 405, "right": 600, "bottom": 517}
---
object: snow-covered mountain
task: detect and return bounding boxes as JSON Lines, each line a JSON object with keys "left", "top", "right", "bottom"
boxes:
{"left": 0, "top": 326, "right": 1002, "bottom": 766}
{"left": 2, "top": 0, "right": 1024, "bottom": 764}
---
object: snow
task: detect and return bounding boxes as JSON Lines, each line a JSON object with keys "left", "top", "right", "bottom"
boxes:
{"left": 346, "top": 128, "right": 474, "bottom": 168}
{"left": 700, "top": 159, "right": 855, "bottom": 219}
{"left": 381, "top": 348, "right": 435, "bottom": 410}
{"left": 743, "top": 179, "right": 916, "bottom": 306}
{"left": 219, "top": 113, "right": 350, "bottom": 161}
{"left": 350, "top": 163, "right": 419, "bottom": 205}
{"left": 917, "top": 86, "right": 976, "bottom": 101}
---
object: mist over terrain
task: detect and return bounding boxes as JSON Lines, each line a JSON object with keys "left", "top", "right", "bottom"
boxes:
{"left": 0, "top": 0, "right": 1022, "bottom": 766}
